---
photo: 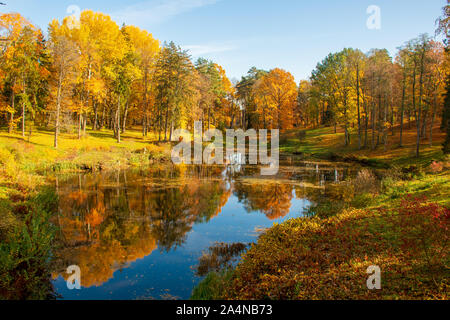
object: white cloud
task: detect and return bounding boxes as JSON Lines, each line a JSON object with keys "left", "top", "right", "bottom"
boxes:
{"left": 112, "top": 0, "right": 221, "bottom": 26}
{"left": 182, "top": 43, "right": 236, "bottom": 56}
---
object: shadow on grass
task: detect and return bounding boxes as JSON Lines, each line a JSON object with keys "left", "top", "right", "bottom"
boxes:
{"left": 0, "top": 133, "right": 48, "bottom": 148}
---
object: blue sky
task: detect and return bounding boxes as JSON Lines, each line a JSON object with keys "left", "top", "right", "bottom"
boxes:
{"left": 1, "top": 0, "right": 445, "bottom": 82}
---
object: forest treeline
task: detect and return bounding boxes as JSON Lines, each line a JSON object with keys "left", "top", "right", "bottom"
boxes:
{"left": 301, "top": 39, "right": 446, "bottom": 157}
{"left": 0, "top": 10, "right": 449, "bottom": 156}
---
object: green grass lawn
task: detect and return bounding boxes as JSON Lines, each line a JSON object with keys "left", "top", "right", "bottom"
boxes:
{"left": 0, "top": 128, "right": 171, "bottom": 175}
{"left": 280, "top": 125, "right": 447, "bottom": 168}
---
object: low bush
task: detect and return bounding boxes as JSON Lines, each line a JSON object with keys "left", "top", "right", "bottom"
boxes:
{"left": 222, "top": 197, "right": 449, "bottom": 300}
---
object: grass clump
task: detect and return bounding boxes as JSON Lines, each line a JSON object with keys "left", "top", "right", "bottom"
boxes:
{"left": 0, "top": 187, "right": 58, "bottom": 300}
{"left": 191, "top": 270, "right": 234, "bottom": 300}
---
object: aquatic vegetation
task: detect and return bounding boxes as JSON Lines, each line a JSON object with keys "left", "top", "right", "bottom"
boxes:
{"left": 196, "top": 242, "right": 248, "bottom": 277}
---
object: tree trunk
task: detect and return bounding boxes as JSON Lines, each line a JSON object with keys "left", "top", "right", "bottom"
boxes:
{"left": 9, "top": 78, "right": 16, "bottom": 134}
{"left": 408, "top": 109, "right": 411, "bottom": 129}
{"left": 208, "top": 106, "right": 211, "bottom": 130}
{"left": 122, "top": 100, "right": 129, "bottom": 134}
{"left": 54, "top": 76, "right": 62, "bottom": 148}
{"left": 429, "top": 96, "right": 437, "bottom": 146}
{"left": 356, "top": 64, "right": 361, "bottom": 150}
{"left": 22, "top": 102, "right": 25, "bottom": 138}
{"left": 83, "top": 114, "right": 86, "bottom": 136}
{"left": 116, "top": 95, "right": 121, "bottom": 144}
{"left": 422, "top": 111, "right": 428, "bottom": 139}
{"left": 399, "top": 73, "right": 406, "bottom": 147}
{"left": 364, "top": 114, "right": 368, "bottom": 148}
{"left": 164, "top": 103, "right": 169, "bottom": 141}
{"left": 9, "top": 110, "right": 14, "bottom": 134}
{"left": 143, "top": 71, "right": 148, "bottom": 137}
{"left": 101, "top": 105, "right": 105, "bottom": 129}
{"left": 416, "top": 54, "right": 424, "bottom": 158}
{"left": 78, "top": 113, "right": 82, "bottom": 139}
{"left": 158, "top": 106, "right": 162, "bottom": 142}
{"left": 93, "top": 100, "right": 98, "bottom": 131}
{"left": 371, "top": 102, "right": 375, "bottom": 150}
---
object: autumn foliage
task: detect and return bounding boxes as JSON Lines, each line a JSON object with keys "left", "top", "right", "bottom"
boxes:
{"left": 224, "top": 196, "right": 449, "bottom": 300}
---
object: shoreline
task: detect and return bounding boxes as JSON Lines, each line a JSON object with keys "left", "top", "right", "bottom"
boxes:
{"left": 0, "top": 127, "right": 448, "bottom": 300}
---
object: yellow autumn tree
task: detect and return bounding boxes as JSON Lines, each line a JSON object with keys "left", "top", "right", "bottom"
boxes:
{"left": 122, "top": 25, "right": 160, "bottom": 135}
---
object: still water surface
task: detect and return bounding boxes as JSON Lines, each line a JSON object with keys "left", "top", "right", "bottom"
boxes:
{"left": 50, "top": 159, "right": 355, "bottom": 300}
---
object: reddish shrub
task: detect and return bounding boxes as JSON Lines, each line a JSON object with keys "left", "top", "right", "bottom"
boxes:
{"left": 429, "top": 161, "right": 444, "bottom": 173}
{"left": 396, "top": 195, "right": 449, "bottom": 267}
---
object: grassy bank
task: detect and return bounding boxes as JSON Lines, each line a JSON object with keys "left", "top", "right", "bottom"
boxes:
{"left": 0, "top": 128, "right": 171, "bottom": 174}
{"left": 280, "top": 124, "right": 446, "bottom": 168}
{"left": 0, "top": 127, "right": 172, "bottom": 299}
{"left": 192, "top": 125, "right": 450, "bottom": 300}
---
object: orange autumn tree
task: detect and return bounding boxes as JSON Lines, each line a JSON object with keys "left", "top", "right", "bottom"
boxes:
{"left": 253, "top": 68, "right": 297, "bottom": 130}
{"left": 234, "top": 181, "right": 294, "bottom": 220}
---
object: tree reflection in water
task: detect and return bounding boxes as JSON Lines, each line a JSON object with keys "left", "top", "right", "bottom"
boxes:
{"left": 51, "top": 163, "right": 356, "bottom": 291}
{"left": 196, "top": 242, "right": 248, "bottom": 277}
{"left": 52, "top": 166, "right": 231, "bottom": 287}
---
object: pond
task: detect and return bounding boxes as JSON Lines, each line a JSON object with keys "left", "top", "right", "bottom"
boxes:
{"left": 50, "top": 158, "right": 357, "bottom": 300}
